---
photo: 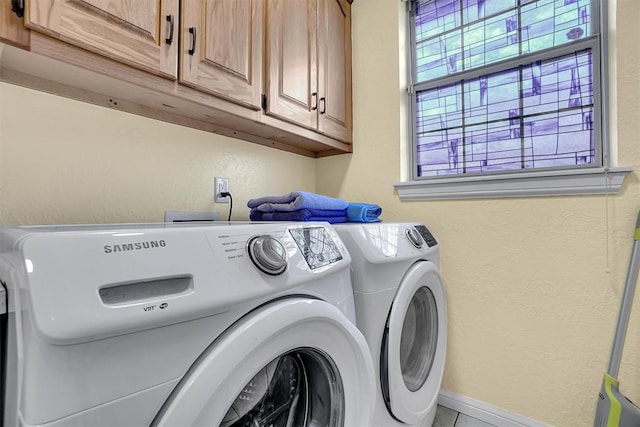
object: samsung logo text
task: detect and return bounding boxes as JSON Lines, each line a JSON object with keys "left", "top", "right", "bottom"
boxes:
{"left": 104, "top": 240, "right": 167, "bottom": 254}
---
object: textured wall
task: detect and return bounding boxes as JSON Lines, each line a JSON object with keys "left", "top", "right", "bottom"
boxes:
{"left": 0, "top": 83, "right": 316, "bottom": 225}
{"left": 317, "top": 0, "right": 640, "bottom": 425}
{"left": 3, "top": 2, "right": 640, "bottom": 425}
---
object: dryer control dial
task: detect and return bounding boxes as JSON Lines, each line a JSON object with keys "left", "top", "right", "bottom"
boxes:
{"left": 247, "top": 235, "right": 288, "bottom": 275}
{"left": 405, "top": 228, "right": 424, "bottom": 249}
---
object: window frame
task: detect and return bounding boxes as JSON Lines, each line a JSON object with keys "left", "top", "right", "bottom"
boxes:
{"left": 396, "top": 0, "right": 630, "bottom": 200}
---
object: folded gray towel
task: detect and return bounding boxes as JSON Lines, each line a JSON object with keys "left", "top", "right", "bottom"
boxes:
{"left": 247, "top": 191, "right": 348, "bottom": 212}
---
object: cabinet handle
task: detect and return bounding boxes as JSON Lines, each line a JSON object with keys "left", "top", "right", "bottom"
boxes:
{"left": 320, "top": 97, "right": 326, "bottom": 115}
{"left": 11, "top": 0, "right": 24, "bottom": 18}
{"left": 165, "top": 15, "right": 175, "bottom": 45}
{"left": 188, "top": 27, "right": 197, "bottom": 55}
{"left": 312, "top": 92, "right": 318, "bottom": 111}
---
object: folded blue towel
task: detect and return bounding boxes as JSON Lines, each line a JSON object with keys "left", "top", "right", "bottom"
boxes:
{"left": 250, "top": 208, "right": 347, "bottom": 218}
{"left": 250, "top": 209, "right": 348, "bottom": 224}
{"left": 247, "top": 191, "right": 348, "bottom": 213}
{"left": 347, "top": 203, "right": 382, "bottom": 223}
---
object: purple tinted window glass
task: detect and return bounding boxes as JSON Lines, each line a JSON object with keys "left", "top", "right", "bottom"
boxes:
{"left": 415, "top": 0, "right": 462, "bottom": 81}
{"left": 416, "top": 0, "right": 461, "bottom": 40}
{"left": 414, "top": 0, "right": 591, "bottom": 79}
{"left": 521, "top": 0, "right": 591, "bottom": 53}
{"left": 463, "top": 0, "right": 517, "bottom": 23}
{"left": 463, "top": 11, "right": 519, "bottom": 70}
{"left": 415, "top": 50, "right": 594, "bottom": 176}
{"left": 416, "top": 31, "right": 463, "bottom": 81}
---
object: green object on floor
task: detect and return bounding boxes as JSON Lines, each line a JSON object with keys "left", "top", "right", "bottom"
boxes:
{"left": 594, "top": 211, "right": 640, "bottom": 427}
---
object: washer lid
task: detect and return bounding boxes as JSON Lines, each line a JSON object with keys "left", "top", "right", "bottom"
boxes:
{"left": 385, "top": 261, "right": 447, "bottom": 424}
{"left": 152, "top": 298, "right": 376, "bottom": 427}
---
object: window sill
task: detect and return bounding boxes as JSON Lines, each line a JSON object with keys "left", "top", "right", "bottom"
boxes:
{"left": 395, "top": 167, "right": 633, "bottom": 200}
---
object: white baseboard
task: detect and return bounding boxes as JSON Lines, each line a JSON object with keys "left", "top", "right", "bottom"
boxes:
{"left": 438, "top": 389, "right": 549, "bottom": 427}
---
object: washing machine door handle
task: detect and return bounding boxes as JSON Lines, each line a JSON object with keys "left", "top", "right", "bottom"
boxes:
{"left": 384, "top": 261, "right": 447, "bottom": 425}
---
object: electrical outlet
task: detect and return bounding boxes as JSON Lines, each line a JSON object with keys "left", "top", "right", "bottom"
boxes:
{"left": 214, "top": 177, "right": 230, "bottom": 203}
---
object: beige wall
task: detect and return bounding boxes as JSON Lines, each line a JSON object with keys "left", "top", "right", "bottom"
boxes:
{"left": 0, "top": 82, "right": 316, "bottom": 225}
{"left": 318, "top": 0, "right": 640, "bottom": 426}
{"left": 2, "top": 1, "right": 640, "bottom": 425}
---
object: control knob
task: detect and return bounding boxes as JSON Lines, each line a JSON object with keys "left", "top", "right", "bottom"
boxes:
{"left": 247, "top": 235, "right": 288, "bottom": 275}
{"left": 405, "top": 228, "right": 424, "bottom": 249}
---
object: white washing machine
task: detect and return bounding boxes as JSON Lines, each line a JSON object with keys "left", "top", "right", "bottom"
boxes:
{"left": 0, "top": 222, "right": 376, "bottom": 427}
{"left": 334, "top": 223, "right": 447, "bottom": 427}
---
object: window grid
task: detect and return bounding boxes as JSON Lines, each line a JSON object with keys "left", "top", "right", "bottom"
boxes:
{"left": 411, "top": 0, "right": 600, "bottom": 178}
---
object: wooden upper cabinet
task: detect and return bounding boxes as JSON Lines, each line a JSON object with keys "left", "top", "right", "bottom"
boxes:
{"left": 180, "top": 0, "right": 263, "bottom": 110}
{"left": 318, "top": 0, "right": 351, "bottom": 143}
{"left": 25, "top": 0, "right": 179, "bottom": 78}
{"left": 0, "top": 0, "right": 30, "bottom": 49}
{"left": 7, "top": 0, "right": 353, "bottom": 154}
{"left": 265, "top": 0, "right": 318, "bottom": 130}
{"left": 265, "top": 0, "right": 351, "bottom": 143}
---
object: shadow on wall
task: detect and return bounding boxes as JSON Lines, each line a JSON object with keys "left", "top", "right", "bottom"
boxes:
{"left": 317, "top": 154, "right": 352, "bottom": 196}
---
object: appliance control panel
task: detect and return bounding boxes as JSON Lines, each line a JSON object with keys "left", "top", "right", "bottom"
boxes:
{"left": 414, "top": 224, "right": 438, "bottom": 247}
{"left": 289, "top": 227, "right": 343, "bottom": 270}
{"left": 0, "top": 222, "right": 351, "bottom": 344}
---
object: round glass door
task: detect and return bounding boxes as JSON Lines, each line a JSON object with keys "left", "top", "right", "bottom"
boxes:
{"left": 152, "top": 298, "right": 376, "bottom": 427}
{"left": 399, "top": 287, "right": 438, "bottom": 392}
{"left": 221, "top": 349, "right": 343, "bottom": 427}
{"left": 384, "top": 261, "right": 447, "bottom": 425}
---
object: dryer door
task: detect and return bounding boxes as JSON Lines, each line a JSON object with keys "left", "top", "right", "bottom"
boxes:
{"left": 152, "top": 298, "right": 376, "bottom": 427}
{"left": 384, "top": 261, "right": 447, "bottom": 424}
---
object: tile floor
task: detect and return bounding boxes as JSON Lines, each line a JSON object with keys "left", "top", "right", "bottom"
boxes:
{"left": 433, "top": 405, "right": 497, "bottom": 427}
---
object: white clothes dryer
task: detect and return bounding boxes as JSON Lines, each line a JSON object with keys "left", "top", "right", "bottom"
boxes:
{"left": 334, "top": 223, "right": 447, "bottom": 427}
{"left": 0, "top": 222, "right": 376, "bottom": 427}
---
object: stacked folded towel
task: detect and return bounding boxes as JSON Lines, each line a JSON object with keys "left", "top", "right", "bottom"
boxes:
{"left": 250, "top": 208, "right": 348, "bottom": 224}
{"left": 247, "top": 191, "right": 382, "bottom": 223}
{"left": 248, "top": 191, "right": 349, "bottom": 223}
{"left": 248, "top": 191, "right": 348, "bottom": 212}
{"left": 347, "top": 202, "right": 382, "bottom": 223}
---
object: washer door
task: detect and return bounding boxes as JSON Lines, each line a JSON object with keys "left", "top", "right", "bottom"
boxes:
{"left": 152, "top": 298, "right": 376, "bottom": 427}
{"left": 384, "top": 261, "right": 447, "bottom": 424}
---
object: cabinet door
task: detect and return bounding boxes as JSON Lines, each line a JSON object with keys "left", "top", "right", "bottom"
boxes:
{"left": 181, "top": 0, "right": 263, "bottom": 110}
{"left": 265, "top": 0, "right": 318, "bottom": 130}
{"left": 318, "top": 0, "right": 352, "bottom": 143}
{"left": 25, "top": 0, "right": 178, "bottom": 78}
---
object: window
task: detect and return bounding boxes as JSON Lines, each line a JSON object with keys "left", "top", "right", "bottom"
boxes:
{"left": 397, "top": 0, "right": 629, "bottom": 200}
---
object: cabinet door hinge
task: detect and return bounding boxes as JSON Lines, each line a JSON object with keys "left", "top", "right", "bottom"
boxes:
{"left": 261, "top": 94, "right": 267, "bottom": 111}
